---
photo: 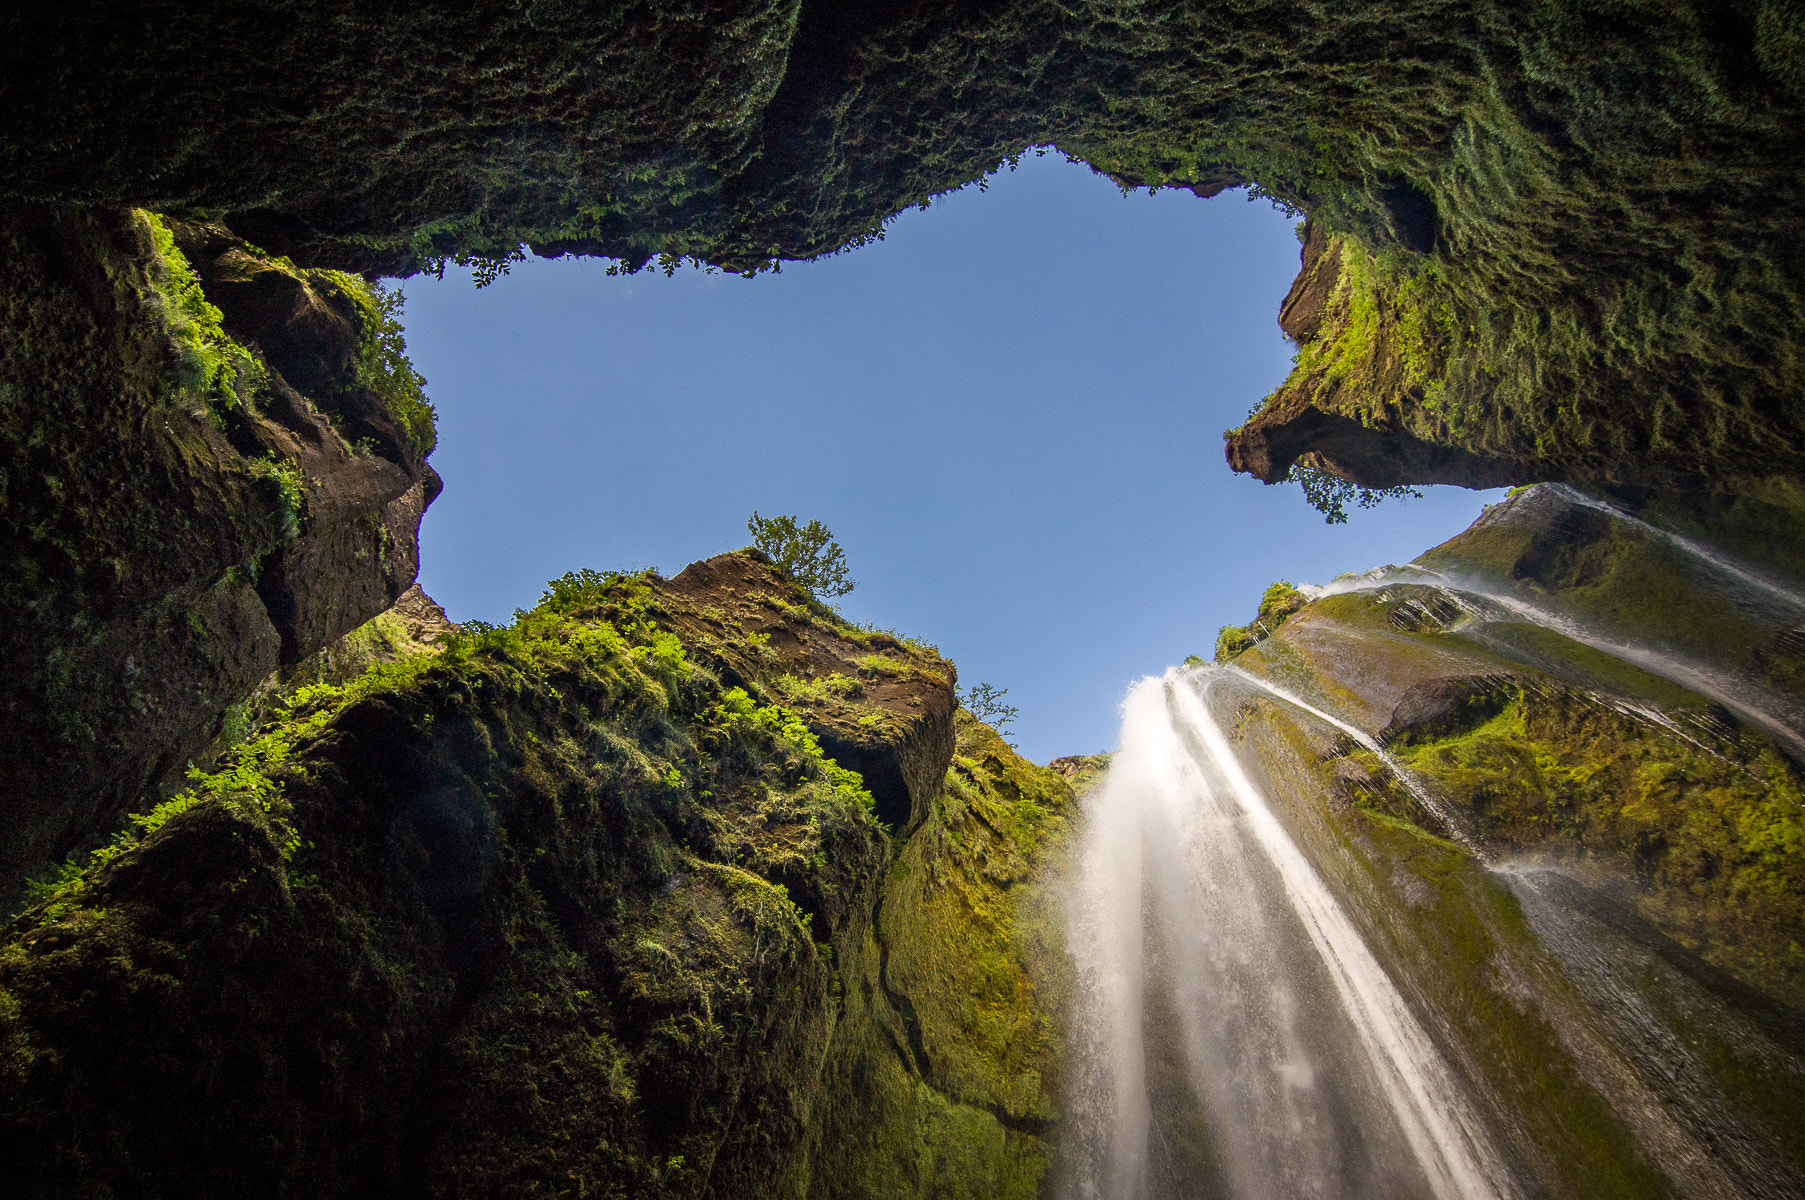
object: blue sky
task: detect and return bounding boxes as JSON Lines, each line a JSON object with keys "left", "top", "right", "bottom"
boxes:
{"left": 400, "top": 152, "right": 1502, "bottom": 761}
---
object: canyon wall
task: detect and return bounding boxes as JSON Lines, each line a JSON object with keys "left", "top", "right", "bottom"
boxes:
{"left": 0, "top": 553, "right": 1076, "bottom": 1198}
{"left": 3, "top": 1, "right": 1800, "bottom": 488}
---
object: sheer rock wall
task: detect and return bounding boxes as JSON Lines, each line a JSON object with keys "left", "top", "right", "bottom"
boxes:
{"left": 0, "top": 205, "right": 438, "bottom": 903}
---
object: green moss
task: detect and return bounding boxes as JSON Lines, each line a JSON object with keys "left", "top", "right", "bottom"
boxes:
{"left": 1366, "top": 687, "right": 1805, "bottom": 1006}
{"left": 1215, "top": 579, "right": 1309, "bottom": 662}
{"left": 855, "top": 653, "right": 915, "bottom": 679}
{"left": 139, "top": 211, "right": 268, "bottom": 423}
{"left": 776, "top": 672, "right": 866, "bottom": 702}
{"left": 1245, "top": 711, "right": 1687, "bottom": 1199}
{"left": 0, "top": 203, "right": 331, "bottom": 905}
{"left": 308, "top": 270, "right": 437, "bottom": 458}
{"left": 7, "top": 2, "right": 1801, "bottom": 487}
{"left": 0, "top": 563, "right": 900, "bottom": 1196}
{"left": 804, "top": 714, "right": 1074, "bottom": 1198}
{"left": 0, "top": 551, "right": 1064, "bottom": 1196}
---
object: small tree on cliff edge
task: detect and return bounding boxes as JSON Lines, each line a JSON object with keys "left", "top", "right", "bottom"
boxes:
{"left": 748, "top": 511, "right": 856, "bottom": 600}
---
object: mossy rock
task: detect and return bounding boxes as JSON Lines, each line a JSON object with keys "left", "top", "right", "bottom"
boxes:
{"left": 0, "top": 553, "right": 1077, "bottom": 1198}
{"left": 0, "top": 203, "right": 439, "bottom": 908}
{"left": 4, "top": 2, "right": 1804, "bottom": 488}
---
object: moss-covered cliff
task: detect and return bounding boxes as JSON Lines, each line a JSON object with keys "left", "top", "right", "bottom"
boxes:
{"left": 1220, "top": 686, "right": 1805, "bottom": 1197}
{"left": 0, "top": 204, "right": 438, "bottom": 907}
{"left": 806, "top": 712, "right": 1073, "bottom": 1198}
{"left": 1196, "top": 483, "right": 1805, "bottom": 1193}
{"left": 0, "top": 551, "right": 1077, "bottom": 1198}
{"left": 6, "top": 6, "right": 1805, "bottom": 1191}
{"left": 1217, "top": 482, "right": 1805, "bottom": 1009}
{"left": 3, "top": 1, "right": 1801, "bottom": 489}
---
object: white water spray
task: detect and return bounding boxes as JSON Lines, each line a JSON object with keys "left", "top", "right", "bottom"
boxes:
{"left": 1407, "top": 567, "right": 1805, "bottom": 758}
{"left": 1220, "top": 666, "right": 1486, "bottom": 857}
{"left": 1064, "top": 671, "right": 1514, "bottom": 1200}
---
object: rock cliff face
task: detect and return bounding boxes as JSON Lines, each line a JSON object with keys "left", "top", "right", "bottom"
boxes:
{"left": 0, "top": 552, "right": 1075, "bottom": 1199}
{"left": 1204, "top": 485, "right": 1805, "bottom": 1194}
{"left": 1220, "top": 483, "right": 1805, "bottom": 1008}
{"left": 3, "top": 5, "right": 1805, "bottom": 1193}
{"left": 3, "top": 1, "right": 1801, "bottom": 490}
{"left": 0, "top": 205, "right": 438, "bottom": 906}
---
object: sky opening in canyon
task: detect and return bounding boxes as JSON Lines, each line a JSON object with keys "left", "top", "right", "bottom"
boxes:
{"left": 400, "top": 152, "right": 1504, "bottom": 761}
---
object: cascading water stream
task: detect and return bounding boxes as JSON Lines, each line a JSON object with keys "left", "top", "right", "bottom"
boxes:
{"left": 1427, "top": 567, "right": 1805, "bottom": 756}
{"left": 1542, "top": 485, "right": 1805, "bottom": 612}
{"left": 1219, "top": 665, "right": 1486, "bottom": 857}
{"left": 1321, "top": 564, "right": 1805, "bottom": 759}
{"left": 1232, "top": 557, "right": 1805, "bottom": 1196}
{"left": 1063, "top": 670, "right": 1514, "bottom": 1200}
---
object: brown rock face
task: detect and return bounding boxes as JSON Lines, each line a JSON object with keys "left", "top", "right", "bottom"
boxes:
{"left": 0, "top": 205, "right": 437, "bottom": 905}
{"left": 1278, "top": 221, "right": 1337, "bottom": 343}
{"left": 652, "top": 550, "right": 958, "bottom": 832}
{"left": 388, "top": 583, "right": 459, "bottom": 644}
{"left": 1224, "top": 411, "right": 1527, "bottom": 490}
{"left": 1228, "top": 229, "right": 1537, "bottom": 490}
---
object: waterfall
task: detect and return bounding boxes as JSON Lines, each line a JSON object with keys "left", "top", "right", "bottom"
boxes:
{"left": 1311, "top": 559, "right": 1805, "bottom": 759}
{"left": 1063, "top": 670, "right": 1514, "bottom": 1200}
{"left": 1220, "top": 665, "right": 1486, "bottom": 857}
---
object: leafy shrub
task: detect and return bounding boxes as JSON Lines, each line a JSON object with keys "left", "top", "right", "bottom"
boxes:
{"left": 246, "top": 454, "right": 305, "bottom": 538}
{"left": 538, "top": 567, "right": 648, "bottom": 613}
{"left": 958, "top": 682, "right": 1018, "bottom": 729}
{"left": 747, "top": 512, "right": 855, "bottom": 600}
{"left": 1290, "top": 464, "right": 1422, "bottom": 524}
{"left": 713, "top": 687, "right": 875, "bottom": 812}
{"left": 1215, "top": 580, "right": 1310, "bottom": 661}
{"left": 1214, "top": 626, "right": 1257, "bottom": 661}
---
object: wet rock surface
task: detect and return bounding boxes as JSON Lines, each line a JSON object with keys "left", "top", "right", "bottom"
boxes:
{"left": 1223, "top": 483, "right": 1805, "bottom": 1008}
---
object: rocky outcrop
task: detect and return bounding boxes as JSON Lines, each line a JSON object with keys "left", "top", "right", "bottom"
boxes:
{"left": 1213, "top": 579, "right": 1309, "bottom": 661}
{"left": 1049, "top": 753, "right": 1112, "bottom": 794}
{"left": 650, "top": 550, "right": 957, "bottom": 833}
{"left": 0, "top": 205, "right": 437, "bottom": 907}
{"left": 1276, "top": 220, "right": 1336, "bottom": 344}
{"left": 1218, "top": 482, "right": 1805, "bottom": 1008}
{"left": 1225, "top": 409, "right": 1530, "bottom": 491}
{"left": 0, "top": 553, "right": 1077, "bottom": 1199}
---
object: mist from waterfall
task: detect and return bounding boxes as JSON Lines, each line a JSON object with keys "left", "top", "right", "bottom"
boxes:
{"left": 1061, "top": 670, "right": 1513, "bottom": 1200}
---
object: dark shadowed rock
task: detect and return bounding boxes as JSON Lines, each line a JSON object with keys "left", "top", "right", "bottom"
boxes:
{"left": 2, "top": 2, "right": 1800, "bottom": 491}
{"left": 0, "top": 547, "right": 1072, "bottom": 1199}
{"left": 0, "top": 205, "right": 437, "bottom": 907}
